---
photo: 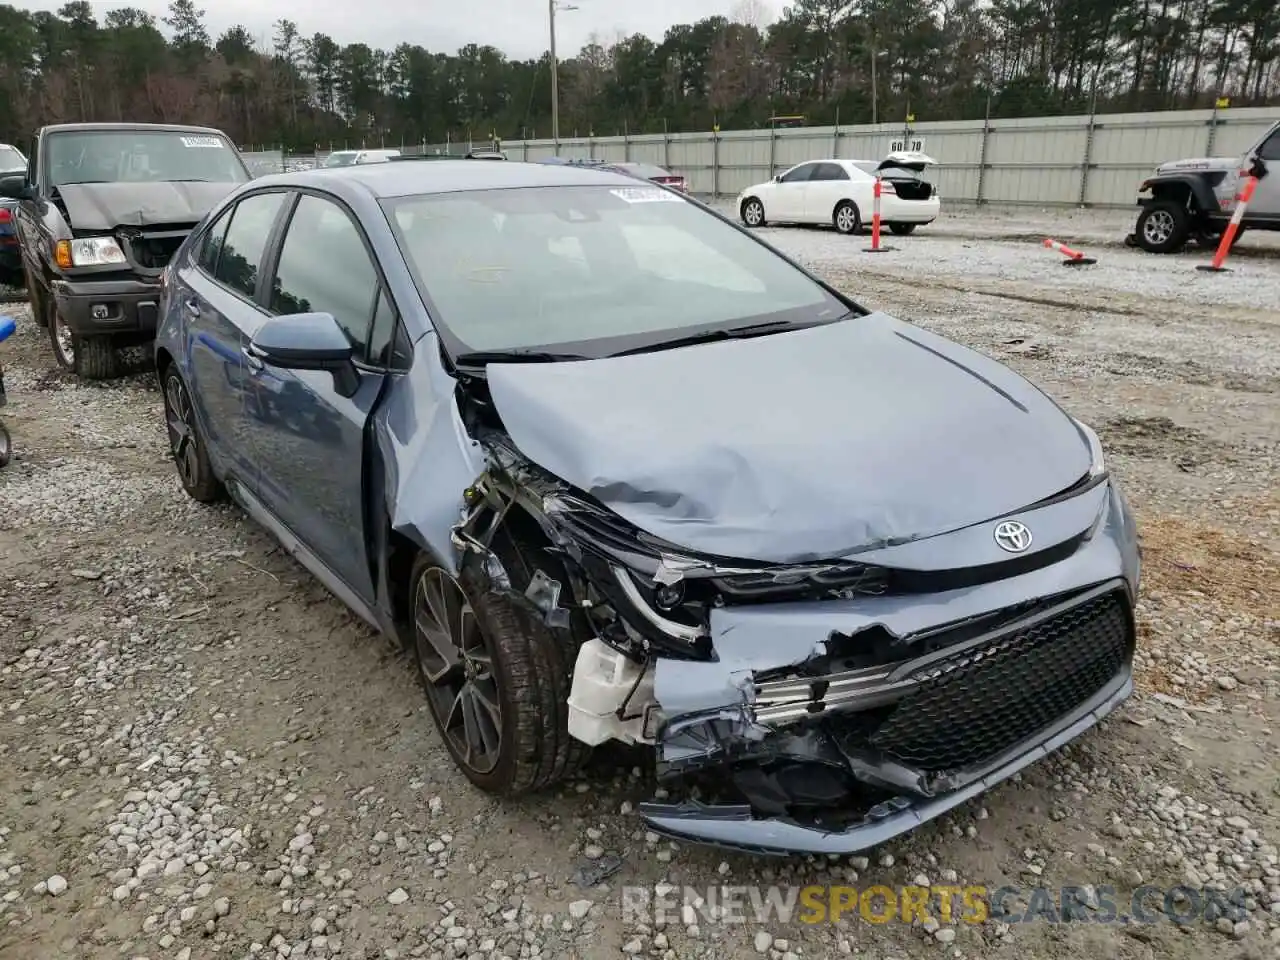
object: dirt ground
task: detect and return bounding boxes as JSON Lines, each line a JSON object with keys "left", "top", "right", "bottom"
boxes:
{"left": 0, "top": 209, "right": 1277, "bottom": 960}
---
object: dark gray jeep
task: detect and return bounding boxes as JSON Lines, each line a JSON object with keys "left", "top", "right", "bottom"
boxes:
{"left": 0, "top": 123, "right": 250, "bottom": 379}
{"left": 1128, "top": 119, "right": 1278, "bottom": 254}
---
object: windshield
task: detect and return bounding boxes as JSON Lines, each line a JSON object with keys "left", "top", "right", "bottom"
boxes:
{"left": 385, "top": 184, "right": 847, "bottom": 357}
{"left": 325, "top": 152, "right": 358, "bottom": 167}
{"left": 45, "top": 131, "right": 248, "bottom": 187}
{"left": 0, "top": 145, "right": 25, "bottom": 173}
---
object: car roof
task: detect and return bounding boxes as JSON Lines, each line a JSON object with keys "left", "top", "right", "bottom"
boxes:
{"left": 249, "top": 158, "right": 647, "bottom": 200}
{"left": 40, "top": 122, "right": 233, "bottom": 137}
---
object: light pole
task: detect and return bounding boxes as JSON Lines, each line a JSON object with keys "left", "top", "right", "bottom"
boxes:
{"left": 870, "top": 45, "right": 889, "bottom": 126}
{"left": 549, "top": 0, "right": 579, "bottom": 150}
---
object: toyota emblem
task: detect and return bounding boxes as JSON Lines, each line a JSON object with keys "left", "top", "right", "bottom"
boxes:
{"left": 993, "top": 520, "right": 1033, "bottom": 553}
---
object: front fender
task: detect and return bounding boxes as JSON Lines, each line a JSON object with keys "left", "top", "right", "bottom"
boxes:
{"left": 1137, "top": 173, "right": 1221, "bottom": 215}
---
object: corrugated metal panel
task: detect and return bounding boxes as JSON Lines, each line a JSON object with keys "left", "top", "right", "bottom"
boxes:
{"left": 481, "top": 108, "right": 1279, "bottom": 208}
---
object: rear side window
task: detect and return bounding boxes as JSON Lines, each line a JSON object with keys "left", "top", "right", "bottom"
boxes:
{"left": 1259, "top": 130, "right": 1280, "bottom": 162}
{"left": 214, "top": 192, "right": 286, "bottom": 300}
{"left": 196, "top": 208, "right": 232, "bottom": 274}
{"left": 813, "top": 163, "right": 849, "bottom": 181}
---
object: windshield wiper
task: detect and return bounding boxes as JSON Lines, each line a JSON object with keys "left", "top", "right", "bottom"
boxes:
{"left": 453, "top": 349, "right": 590, "bottom": 367}
{"left": 610, "top": 317, "right": 839, "bottom": 358}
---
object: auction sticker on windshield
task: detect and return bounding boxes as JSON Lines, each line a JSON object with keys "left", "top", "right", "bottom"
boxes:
{"left": 610, "top": 186, "right": 684, "bottom": 204}
{"left": 180, "top": 136, "right": 224, "bottom": 148}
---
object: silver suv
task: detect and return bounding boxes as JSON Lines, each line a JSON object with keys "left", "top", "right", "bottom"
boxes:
{"left": 1129, "top": 119, "right": 1278, "bottom": 253}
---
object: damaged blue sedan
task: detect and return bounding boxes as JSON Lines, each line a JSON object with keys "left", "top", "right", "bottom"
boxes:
{"left": 155, "top": 159, "right": 1142, "bottom": 856}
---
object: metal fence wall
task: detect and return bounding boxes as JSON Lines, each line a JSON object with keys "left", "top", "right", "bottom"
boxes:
{"left": 242, "top": 106, "right": 1277, "bottom": 208}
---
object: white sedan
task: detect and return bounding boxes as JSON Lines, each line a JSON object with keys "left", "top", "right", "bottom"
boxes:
{"left": 737, "top": 153, "right": 940, "bottom": 236}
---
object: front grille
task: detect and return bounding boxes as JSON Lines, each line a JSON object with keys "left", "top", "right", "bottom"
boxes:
{"left": 866, "top": 590, "right": 1132, "bottom": 772}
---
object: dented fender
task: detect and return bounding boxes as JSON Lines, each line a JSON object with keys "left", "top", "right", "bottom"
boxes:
{"left": 372, "top": 331, "right": 485, "bottom": 575}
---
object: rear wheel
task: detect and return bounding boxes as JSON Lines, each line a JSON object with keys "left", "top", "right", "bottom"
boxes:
{"left": 1134, "top": 199, "right": 1191, "bottom": 254}
{"left": 888, "top": 222, "right": 917, "bottom": 236}
{"left": 1194, "top": 225, "right": 1245, "bottom": 250}
{"left": 741, "top": 197, "right": 765, "bottom": 228}
{"left": 833, "top": 201, "right": 861, "bottom": 235}
{"left": 161, "top": 365, "right": 222, "bottom": 502}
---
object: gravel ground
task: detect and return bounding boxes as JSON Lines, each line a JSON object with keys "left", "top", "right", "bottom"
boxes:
{"left": 1, "top": 211, "right": 1278, "bottom": 960}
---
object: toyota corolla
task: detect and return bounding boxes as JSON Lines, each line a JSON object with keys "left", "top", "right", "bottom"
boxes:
{"left": 154, "top": 159, "right": 1141, "bottom": 855}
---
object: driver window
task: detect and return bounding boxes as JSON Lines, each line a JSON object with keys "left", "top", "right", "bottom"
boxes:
{"left": 1259, "top": 130, "right": 1280, "bottom": 162}
{"left": 270, "top": 194, "right": 380, "bottom": 353}
{"left": 779, "top": 164, "right": 814, "bottom": 184}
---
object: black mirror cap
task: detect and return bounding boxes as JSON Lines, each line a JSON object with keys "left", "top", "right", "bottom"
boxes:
{"left": 0, "top": 175, "right": 29, "bottom": 201}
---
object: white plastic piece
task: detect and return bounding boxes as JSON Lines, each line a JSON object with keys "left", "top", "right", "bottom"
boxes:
{"left": 566, "top": 638, "right": 657, "bottom": 746}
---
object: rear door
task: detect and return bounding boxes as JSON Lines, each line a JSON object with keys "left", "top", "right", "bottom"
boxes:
{"left": 245, "top": 190, "right": 400, "bottom": 604}
{"left": 173, "top": 189, "right": 289, "bottom": 485}
{"left": 803, "top": 162, "right": 854, "bottom": 222}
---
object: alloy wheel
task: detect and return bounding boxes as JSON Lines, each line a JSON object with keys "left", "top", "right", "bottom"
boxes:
{"left": 415, "top": 568, "right": 503, "bottom": 775}
{"left": 164, "top": 374, "right": 201, "bottom": 489}
{"left": 744, "top": 200, "right": 763, "bottom": 226}
{"left": 1143, "top": 209, "right": 1174, "bottom": 245}
{"left": 836, "top": 206, "right": 856, "bottom": 232}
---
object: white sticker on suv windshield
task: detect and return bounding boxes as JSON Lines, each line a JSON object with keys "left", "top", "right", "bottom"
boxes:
{"left": 180, "top": 136, "right": 224, "bottom": 148}
{"left": 609, "top": 186, "right": 684, "bottom": 204}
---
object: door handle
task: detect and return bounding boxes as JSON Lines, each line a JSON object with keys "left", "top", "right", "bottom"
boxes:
{"left": 241, "top": 345, "right": 263, "bottom": 372}
{"left": 183, "top": 298, "right": 200, "bottom": 317}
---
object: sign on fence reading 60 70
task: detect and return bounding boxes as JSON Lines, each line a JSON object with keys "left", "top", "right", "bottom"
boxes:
{"left": 890, "top": 138, "right": 925, "bottom": 153}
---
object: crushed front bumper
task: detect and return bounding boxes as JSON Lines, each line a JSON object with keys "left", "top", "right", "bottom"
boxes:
{"left": 640, "top": 662, "right": 1132, "bottom": 855}
{"left": 635, "top": 481, "right": 1141, "bottom": 855}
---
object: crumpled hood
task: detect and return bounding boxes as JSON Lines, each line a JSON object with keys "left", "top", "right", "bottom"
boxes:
{"left": 1155, "top": 156, "right": 1238, "bottom": 176}
{"left": 485, "top": 312, "right": 1092, "bottom": 564}
{"left": 54, "top": 181, "right": 239, "bottom": 230}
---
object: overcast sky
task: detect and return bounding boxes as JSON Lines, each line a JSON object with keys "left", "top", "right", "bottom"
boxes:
{"left": 16, "top": 0, "right": 778, "bottom": 59}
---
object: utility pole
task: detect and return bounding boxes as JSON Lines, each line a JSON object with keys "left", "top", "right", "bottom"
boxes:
{"left": 871, "top": 39, "right": 878, "bottom": 126}
{"left": 549, "top": 0, "right": 578, "bottom": 151}
{"left": 549, "top": 0, "right": 559, "bottom": 147}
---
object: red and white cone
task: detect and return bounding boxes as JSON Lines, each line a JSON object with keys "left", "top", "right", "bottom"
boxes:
{"left": 1043, "top": 237, "right": 1097, "bottom": 266}
{"left": 863, "top": 177, "right": 894, "bottom": 253}
{"left": 1198, "top": 175, "right": 1258, "bottom": 273}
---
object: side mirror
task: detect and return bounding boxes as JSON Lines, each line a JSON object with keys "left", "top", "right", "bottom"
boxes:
{"left": 772, "top": 174, "right": 781, "bottom": 183}
{"left": 247, "top": 312, "right": 360, "bottom": 397}
{"left": 0, "top": 175, "right": 30, "bottom": 201}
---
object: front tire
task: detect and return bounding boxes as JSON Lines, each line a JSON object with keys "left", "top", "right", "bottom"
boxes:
{"left": 410, "top": 540, "right": 586, "bottom": 797}
{"left": 833, "top": 201, "right": 861, "bottom": 235}
{"left": 46, "top": 296, "right": 120, "bottom": 380}
{"left": 888, "top": 222, "right": 917, "bottom": 236}
{"left": 1135, "top": 200, "right": 1191, "bottom": 254}
{"left": 741, "top": 197, "right": 766, "bottom": 228}
{"left": 161, "top": 365, "right": 222, "bottom": 502}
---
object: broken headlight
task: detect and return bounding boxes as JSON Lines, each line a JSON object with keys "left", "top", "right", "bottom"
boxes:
{"left": 543, "top": 494, "right": 721, "bottom": 657}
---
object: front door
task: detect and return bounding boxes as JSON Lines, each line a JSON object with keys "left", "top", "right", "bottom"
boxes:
{"left": 769, "top": 162, "right": 817, "bottom": 221}
{"left": 1249, "top": 126, "right": 1280, "bottom": 224}
{"left": 245, "top": 191, "right": 392, "bottom": 604}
